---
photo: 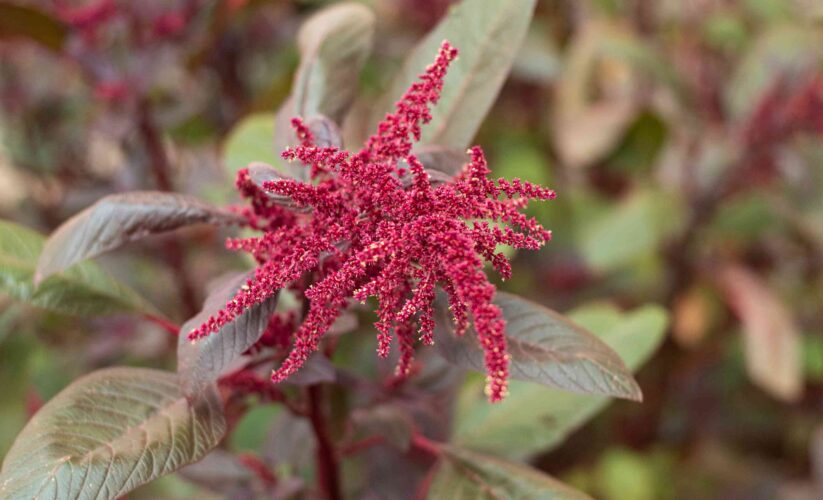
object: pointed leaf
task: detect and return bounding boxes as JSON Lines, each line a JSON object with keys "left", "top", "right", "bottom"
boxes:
{"left": 0, "top": 219, "right": 158, "bottom": 316}
{"left": 292, "top": 2, "right": 375, "bottom": 124}
{"left": 0, "top": 367, "right": 226, "bottom": 500}
{"left": 370, "top": 0, "right": 536, "bottom": 150}
{"left": 36, "top": 192, "right": 241, "bottom": 284}
{"left": 436, "top": 292, "right": 642, "bottom": 401}
{"left": 719, "top": 264, "right": 803, "bottom": 402}
{"left": 453, "top": 304, "right": 668, "bottom": 459}
{"left": 177, "top": 272, "right": 279, "bottom": 396}
{"left": 429, "top": 445, "right": 591, "bottom": 499}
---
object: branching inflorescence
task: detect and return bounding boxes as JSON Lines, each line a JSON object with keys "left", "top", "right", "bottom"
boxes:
{"left": 188, "top": 41, "right": 556, "bottom": 402}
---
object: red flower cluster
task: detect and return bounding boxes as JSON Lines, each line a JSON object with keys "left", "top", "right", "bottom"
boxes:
{"left": 188, "top": 41, "right": 555, "bottom": 402}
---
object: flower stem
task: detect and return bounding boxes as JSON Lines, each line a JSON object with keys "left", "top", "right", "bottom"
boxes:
{"left": 307, "top": 384, "right": 342, "bottom": 500}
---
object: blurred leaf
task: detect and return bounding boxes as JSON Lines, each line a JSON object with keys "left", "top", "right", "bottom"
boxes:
{"left": 552, "top": 22, "right": 638, "bottom": 169}
{"left": 35, "top": 192, "right": 241, "bottom": 284}
{"left": 453, "top": 304, "right": 668, "bottom": 459}
{"left": 263, "top": 409, "right": 315, "bottom": 470}
{"left": 284, "top": 352, "right": 337, "bottom": 386}
{"left": 0, "top": 367, "right": 225, "bottom": 499}
{"left": 607, "top": 112, "right": 668, "bottom": 175}
{"left": 804, "top": 335, "right": 823, "bottom": 382}
{"left": 719, "top": 264, "right": 803, "bottom": 402}
{"left": 371, "top": 0, "right": 537, "bottom": 150}
{"left": 672, "top": 285, "right": 713, "bottom": 348}
{"left": 578, "top": 190, "right": 683, "bottom": 273}
{"left": 177, "top": 449, "right": 254, "bottom": 495}
{"left": 0, "top": 219, "right": 157, "bottom": 316}
{"left": 594, "top": 448, "right": 656, "bottom": 500}
{"left": 0, "top": 2, "right": 67, "bottom": 52}
{"left": 702, "top": 12, "right": 748, "bottom": 53}
{"left": 292, "top": 2, "right": 375, "bottom": 124}
{"left": 429, "top": 445, "right": 591, "bottom": 499}
{"left": 352, "top": 403, "right": 414, "bottom": 451}
{"left": 727, "top": 26, "right": 822, "bottom": 123}
{"left": 512, "top": 21, "right": 562, "bottom": 84}
{"left": 177, "top": 272, "right": 280, "bottom": 396}
{"left": 222, "top": 113, "right": 280, "bottom": 175}
{"left": 231, "top": 404, "right": 282, "bottom": 454}
{"left": 436, "top": 292, "right": 642, "bottom": 401}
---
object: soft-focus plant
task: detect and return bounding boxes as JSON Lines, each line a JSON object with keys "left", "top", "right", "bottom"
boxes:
{"left": 0, "top": 1, "right": 669, "bottom": 498}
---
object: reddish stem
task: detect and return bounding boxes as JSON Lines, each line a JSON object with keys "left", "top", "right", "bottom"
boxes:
{"left": 307, "top": 384, "right": 342, "bottom": 500}
{"left": 410, "top": 433, "right": 442, "bottom": 457}
{"left": 136, "top": 99, "right": 200, "bottom": 317}
{"left": 340, "top": 435, "right": 385, "bottom": 456}
{"left": 145, "top": 314, "right": 180, "bottom": 336}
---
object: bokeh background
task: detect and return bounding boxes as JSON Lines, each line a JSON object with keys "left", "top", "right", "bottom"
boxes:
{"left": 1, "top": 0, "right": 822, "bottom": 498}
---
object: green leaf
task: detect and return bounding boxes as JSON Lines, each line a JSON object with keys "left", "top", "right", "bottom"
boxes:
{"left": 429, "top": 445, "right": 591, "bottom": 499}
{"left": 222, "top": 113, "right": 280, "bottom": 175}
{"left": 177, "top": 272, "right": 280, "bottom": 396}
{"left": 453, "top": 304, "right": 668, "bottom": 459}
{"left": 291, "top": 2, "right": 375, "bottom": 124}
{"left": 36, "top": 192, "right": 241, "bottom": 284}
{"left": 577, "top": 189, "right": 684, "bottom": 273}
{"left": 0, "top": 2, "right": 67, "bottom": 52}
{"left": 436, "top": 292, "right": 642, "bottom": 401}
{"left": 0, "top": 219, "right": 157, "bottom": 316}
{"left": 370, "top": 0, "right": 537, "bottom": 150}
{"left": 0, "top": 367, "right": 226, "bottom": 499}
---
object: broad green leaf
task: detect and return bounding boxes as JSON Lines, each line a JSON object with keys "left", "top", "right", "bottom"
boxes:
{"left": 292, "top": 2, "right": 375, "bottom": 124}
{"left": 36, "top": 192, "right": 241, "bottom": 284}
{"left": 0, "top": 367, "right": 226, "bottom": 500}
{"left": 429, "top": 445, "right": 591, "bottom": 499}
{"left": 436, "top": 292, "right": 642, "bottom": 401}
{"left": 370, "top": 0, "right": 537, "bottom": 150}
{"left": 0, "top": 219, "right": 157, "bottom": 316}
{"left": 177, "top": 272, "right": 279, "bottom": 396}
{"left": 577, "top": 189, "right": 684, "bottom": 273}
{"left": 222, "top": 113, "right": 280, "bottom": 175}
{"left": 453, "top": 304, "right": 668, "bottom": 459}
{"left": 0, "top": 2, "right": 67, "bottom": 52}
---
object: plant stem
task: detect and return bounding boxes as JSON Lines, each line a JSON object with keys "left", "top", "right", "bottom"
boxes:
{"left": 144, "top": 314, "right": 181, "bottom": 336}
{"left": 307, "top": 384, "right": 342, "bottom": 500}
{"left": 135, "top": 99, "right": 200, "bottom": 317}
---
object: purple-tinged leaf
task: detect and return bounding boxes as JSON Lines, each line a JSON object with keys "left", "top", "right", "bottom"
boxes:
{"left": 178, "top": 272, "right": 279, "bottom": 396}
{"left": 435, "top": 291, "right": 642, "bottom": 401}
{"left": 352, "top": 403, "right": 414, "bottom": 451}
{"left": 429, "top": 445, "right": 591, "bottom": 499}
{"left": 0, "top": 367, "right": 225, "bottom": 500}
{"left": 35, "top": 191, "right": 242, "bottom": 284}
{"left": 283, "top": 352, "right": 337, "bottom": 386}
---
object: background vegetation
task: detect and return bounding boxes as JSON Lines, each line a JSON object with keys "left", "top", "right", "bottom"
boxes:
{"left": 0, "top": 0, "right": 821, "bottom": 498}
